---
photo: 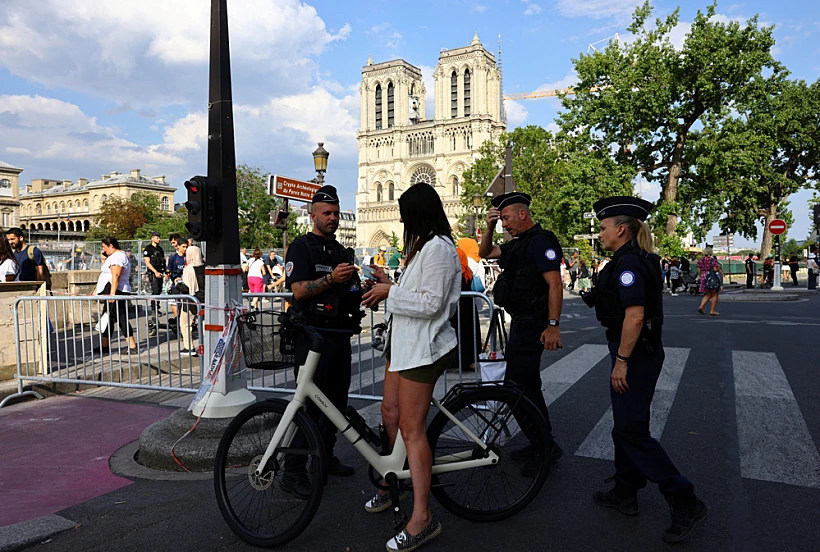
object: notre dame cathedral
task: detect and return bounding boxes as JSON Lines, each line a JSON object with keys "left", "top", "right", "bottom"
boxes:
{"left": 355, "top": 34, "right": 507, "bottom": 248}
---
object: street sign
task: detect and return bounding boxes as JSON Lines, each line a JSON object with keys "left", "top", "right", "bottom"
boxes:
{"left": 768, "top": 218, "right": 787, "bottom": 235}
{"left": 476, "top": 228, "right": 482, "bottom": 241}
{"left": 268, "top": 174, "right": 321, "bottom": 202}
{"left": 583, "top": 212, "right": 596, "bottom": 219}
{"left": 573, "top": 234, "right": 597, "bottom": 240}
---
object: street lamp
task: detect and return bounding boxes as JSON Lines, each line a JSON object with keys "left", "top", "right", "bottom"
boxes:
{"left": 472, "top": 192, "right": 482, "bottom": 239}
{"left": 312, "top": 142, "right": 329, "bottom": 185}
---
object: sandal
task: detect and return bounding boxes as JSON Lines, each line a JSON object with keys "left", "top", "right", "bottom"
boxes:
{"left": 710, "top": 312, "right": 720, "bottom": 316}
{"left": 697, "top": 308, "right": 705, "bottom": 315}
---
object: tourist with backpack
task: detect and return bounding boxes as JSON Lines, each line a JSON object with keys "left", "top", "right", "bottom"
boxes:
{"left": 5, "top": 228, "right": 50, "bottom": 288}
{"left": 696, "top": 247, "right": 723, "bottom": 316}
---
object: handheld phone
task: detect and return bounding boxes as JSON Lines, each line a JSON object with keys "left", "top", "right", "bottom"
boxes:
{"left": 362, "top": 264, "right": 374, "bottom": 280}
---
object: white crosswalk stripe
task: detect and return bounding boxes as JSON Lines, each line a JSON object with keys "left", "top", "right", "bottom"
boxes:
{"left": 733, "top": 351, "right": 820, "bottom": 488}
{"left": 542, "top": 344, "right": 610, "bottom": 406}
{"left": 574, "top": 348, "right": 689, "bottom": 460}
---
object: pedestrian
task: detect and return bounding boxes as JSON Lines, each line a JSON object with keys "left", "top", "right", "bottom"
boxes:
{"left": 373, "top": 245, "right": 387, "bottom": 267}
{"left": 387, "top": 246, "right": 402, "bottom": 280}
{"left": 568, "top": 250, "right": 579, "bottom": 291}
{"left": 175, "top": 245, "right": 204, "bottom": 356}
{"left": 745, "top": 253, "right": 756, "bottom": 289}
{"left": 166, "top": 234, "right": 187, "bottom": 327}
{"left": 360, "top": 182, "right": 461, "bottom": 552}
{"left": 5, "top": 227, "right": 48, "bottom": 286}
{"left": 0, "top": 236, "right": 19, "bottom": 281}
{"left": 662, "top": 255, "right": 671, "bottom": 291}
{"left": 142, "top": 231, "right": 165, "bottom": 336}
{"left": 449, "top": 240, "right": 482, "bottom": 372}
{"left": 807, "top": 248, "right": 818, "bottom": 291}
{"left": 282, "top": 185, "right": 362, "bottom": 497}
{"left": 697, "top": 247, "right": 724, "bottom": 316}
{"left": 788, "top": 252, "right": 800, "bottom": 286}
{"left": 93, "top": 237, "right": 137, "bottom": 354}
{"left": 762, "top": 255, "right": 774, "bottom": 288}
{"left": 581, "top": 195, "right": 708, "bottom": 544}
{"left": 263, "top": 249, "right": 279, "bottom": 289}
{"left": 680, "top": 254, "right": 691, "bottom": 277}
{"left": 246, "top": 248, "right": 266, "bottom": 309}
{"left": 669, "top": 256, "right": 681, "bottom": 296}
{"left": 577, "top": 259, "right": 592, "bottom": 292}
{"left": 479, "top": 191, "right": 565, "bottom": 466}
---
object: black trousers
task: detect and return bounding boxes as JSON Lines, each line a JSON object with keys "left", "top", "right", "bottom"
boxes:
{"left": 449, "top": 295, "right": 481, "bottom": 370}
{"left": 746, "top": 273, "right": 754, "bottom": 288}
{"left": 286, "top": 331, "right": 352, "bottom": 473}
{"left": 790, "top": 267, "right": 799, "bottom": 285}
{"left": 608, "top": 341, "right": 694, "bottom": 497}
{"left": 102, "top": 288, "right": 133, "bottom": 338}
{"left": 504, "top": 318, "right": 553, "bottom": 439}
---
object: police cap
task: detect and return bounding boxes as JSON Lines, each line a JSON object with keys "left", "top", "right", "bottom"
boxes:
{"left": 312, "top": 185, "right": 339, "bottom": 205}
{"left": 593, "top": 196, "right": 653, "bottom": 221}
{"left": 491, "top": 192, "right": 531, "bottom": 210}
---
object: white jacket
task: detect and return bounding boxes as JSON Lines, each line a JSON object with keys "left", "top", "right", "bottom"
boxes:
{"left": 385, "top": 235, "right": 461, "bottom": 372}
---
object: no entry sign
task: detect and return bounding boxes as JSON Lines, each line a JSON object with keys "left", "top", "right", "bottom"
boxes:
{"left": 768, "top": 219, "right": 787, "bottom": 235}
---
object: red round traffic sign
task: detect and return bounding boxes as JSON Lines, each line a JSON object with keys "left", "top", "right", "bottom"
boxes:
{"left": 476, "top": 228, "right": 483, "bottom": 241}
{"left": 768, "top": 219, "right": 787, "bottom": 235}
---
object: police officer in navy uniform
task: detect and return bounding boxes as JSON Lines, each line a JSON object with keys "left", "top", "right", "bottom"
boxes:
{"left": 479, "top": 191, "right": 565, "bottom": 467}
{"left": 282, "top": 185, "right": 363, "bottom": 497}
{"left": 581, "top": 196, "right": 708, "bottom": 544}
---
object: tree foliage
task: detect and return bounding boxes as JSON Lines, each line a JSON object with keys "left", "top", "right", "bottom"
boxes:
{"left": 235, "top": 164, "right": 298, "bottom": 249}
{"left": 89, "top": 191, "right": 163, "bottom": 240}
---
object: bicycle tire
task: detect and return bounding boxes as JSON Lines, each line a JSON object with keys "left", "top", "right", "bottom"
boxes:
{"left": 214, "top": 399, "right": 326, "bottom": 548}
{"left": 427, "top": 386, "right": 550, "bottom": 522}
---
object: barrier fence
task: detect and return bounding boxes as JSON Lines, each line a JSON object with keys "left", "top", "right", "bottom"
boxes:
{"left": 2, "top": 291, "right": 495, "bottom": 407}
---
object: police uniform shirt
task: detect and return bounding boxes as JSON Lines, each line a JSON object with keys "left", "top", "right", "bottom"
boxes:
{"left": 142, "top": 244, "right": 164, "bottom": 274}
{"left": 610, "top": 243, "right": 650, "bottom": 309}
{"left": 745, "top": 258, "right": 755, "bottom": 273}
{"left": 285, "top": 233, "right": 344, "bottom": 289}
{"left": 499, "top": 224, "right": 562, "bottom": 276}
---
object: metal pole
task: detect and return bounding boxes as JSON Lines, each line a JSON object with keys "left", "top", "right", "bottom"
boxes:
{"left": 282, "top": 198, "right": 289, "bottom": 249}
{"left": 727, "top": 234, "right": 732, "bottom": 284}
{"left": 772, "top": 235, "right": 783, "bottom": 291}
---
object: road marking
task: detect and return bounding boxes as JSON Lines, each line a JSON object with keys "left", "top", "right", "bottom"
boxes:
{"left": 542, "top": 344, "right": 611, "bottom": 406}
{"left": 574, "top": 348, "right": 689, "bottom": 460}
{"left": 733, "top": 351, "right": 820, "bottom": 488}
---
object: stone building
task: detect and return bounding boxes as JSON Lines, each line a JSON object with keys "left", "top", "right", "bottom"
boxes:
{"left": 18, "top": 169, "right": 175, "bottom": 240}
{"left": 0, "top": 161, "right": 23, "bottom": 230}
{"left": 355, "top": 34, "right": 506, "bottom": 248}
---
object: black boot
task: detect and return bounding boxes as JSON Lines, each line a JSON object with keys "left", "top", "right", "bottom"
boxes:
{"left": 662, "top": 494, "right": 709, "bottom": 543}
{"left": 593, "top": 482, "right": 639, "bottom": 516}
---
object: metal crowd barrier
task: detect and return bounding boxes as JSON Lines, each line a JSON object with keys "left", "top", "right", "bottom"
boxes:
{"left": 1, "top": 294, "right": 204, "bottom": 408}
{"left": 240, "top": 291, "right": 495, "bottom": 402}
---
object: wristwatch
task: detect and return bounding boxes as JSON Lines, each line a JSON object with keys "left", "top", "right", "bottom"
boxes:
{"left": 548, "top": 319, "right": 559, "bottom": 327}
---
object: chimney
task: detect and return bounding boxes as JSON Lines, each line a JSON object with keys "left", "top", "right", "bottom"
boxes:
{"left": 78, "top": 178, "right": 88, "bottom": 187}
{"left": 110, "top": 171, "right": 120, "bottom": 178}
{"left": 130, "top": 169, "right": 141, "bottom": 179}
{"left": 62, "top": 180, "right": 72, "bottom": 188}
{"left": 101, "top": 174, "right": 109, "bottom": 180}
{"left": 152, "top": 175, "right": 166, "bottom": 184}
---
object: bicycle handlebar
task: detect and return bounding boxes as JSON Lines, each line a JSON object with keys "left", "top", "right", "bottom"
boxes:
{"left": 276, "top": 312, "right": 354, "bottom": 353}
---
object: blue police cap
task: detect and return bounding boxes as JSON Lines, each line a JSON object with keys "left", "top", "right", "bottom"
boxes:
{"left": 593, "top": 196, "right": 653, "bottom": 221}
{"left": 491, "top": 192, "right": 531, "bottom": 210}
{"left": 312, "top": 185, "right": 339, "bottom": 205}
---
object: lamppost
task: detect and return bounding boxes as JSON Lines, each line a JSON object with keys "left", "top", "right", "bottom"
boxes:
{"left": 312, "top": 142, "right": 329, "bottom": 185}
{"left": 472, "top": 192, "right": 482, "bottom": 239}
{"left": 57, "top": 212, "right": 61, "bottom": 242}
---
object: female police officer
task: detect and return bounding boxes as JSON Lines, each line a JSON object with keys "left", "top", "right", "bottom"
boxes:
{"left": 581, "top": 196, "right": 708, "bottom": 544}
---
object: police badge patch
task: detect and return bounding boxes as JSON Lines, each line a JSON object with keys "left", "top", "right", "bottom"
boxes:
{"left": 619, "top": 271, "right": 636, "bottom": 287}
{"left": 285, "top": 261, "right": 294, "bottom": 277}
{"left": 545, "top": 248, "right": 557, "bottom": 261}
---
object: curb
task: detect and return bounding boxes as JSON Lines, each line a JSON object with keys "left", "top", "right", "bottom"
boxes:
{"left": 0, "top": 515, "right": 76, "bottom": 552}
{"left": 110, "top": 440, "right": 212, "bottom": 482}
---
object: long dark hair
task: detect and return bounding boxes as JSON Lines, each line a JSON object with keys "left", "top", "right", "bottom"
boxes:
{"left": 101, "top": 237, "right": 121, "bottom": 250}
{"left": 0, "top": 237, "right": 18, "bottom": 269}
{"left": 398, "top": 183, "right": 453, "bottom": 266}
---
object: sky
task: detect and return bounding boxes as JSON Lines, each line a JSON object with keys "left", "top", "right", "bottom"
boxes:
{"left": 1, "top": 0, "right": 818, "bottom": 248}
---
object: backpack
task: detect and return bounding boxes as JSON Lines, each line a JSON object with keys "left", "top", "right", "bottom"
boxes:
{"left": 26, "top": 245, "right": 52, "bottom": 290}
{"left": 704, "top": 268, "right": 721, "bottom": 291}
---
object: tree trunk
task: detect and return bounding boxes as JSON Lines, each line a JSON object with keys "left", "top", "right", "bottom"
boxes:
{"left": 759, "top": 201, "right": 778, "bottom": 257}
{"left": 664, "top": 133, "right": 686, "bottom": 236}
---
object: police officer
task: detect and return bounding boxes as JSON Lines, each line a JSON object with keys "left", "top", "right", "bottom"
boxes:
{"left": 283, "top": 185, "right": 363, "bottom": 497}
{"left": 581, "top": 196, "right": 708, "bottom": 544}
{"left": 142, "top": 231, "right": 165, "bottom": 336}
{"left": 479, "top": 191, "right": 564, "bottom": 466}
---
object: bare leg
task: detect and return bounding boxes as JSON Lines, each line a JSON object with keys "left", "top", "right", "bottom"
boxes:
{"left": 710, "top": 292, "right": 719, "bottom": 315}
{"left": 698, "top": 292, "right": 710, "bottom": 312}
{"left": 398, "top": 376, "right": 436, "bottom": 535}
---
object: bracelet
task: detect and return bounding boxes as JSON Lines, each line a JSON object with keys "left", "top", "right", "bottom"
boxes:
{"left": 615, "top": 354, "right": 630, "bottom": 363}
{"left": 326, "top": 274, "right": 333, "bottom": 285}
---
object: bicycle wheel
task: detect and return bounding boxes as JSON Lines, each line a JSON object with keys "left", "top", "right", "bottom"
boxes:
{"left": 214, "top": 399, "right": 326, "bottom": 548}
{"left": 427, "top": 386, "right": 550, "bottom": 522}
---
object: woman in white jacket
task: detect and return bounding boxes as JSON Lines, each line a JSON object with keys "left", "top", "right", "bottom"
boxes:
{"left": 361, "top": 183, "right": 461, "bottom": 552}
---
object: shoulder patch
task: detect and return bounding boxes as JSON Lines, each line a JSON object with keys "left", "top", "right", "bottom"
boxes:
{"left": 285, "top": 261, "right": 294, "bottom": 277}
{"left": 619, "top": 270, "right": 636, "bottom": 287}
{"left": 545, "top": 248, "right": 557, "bottom": 261}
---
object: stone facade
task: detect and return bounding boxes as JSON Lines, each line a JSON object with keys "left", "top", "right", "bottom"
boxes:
{"left": 0, "top": 161, "right": 23, "bottom": 230}
{"left": 17, "top": 169, "right": 176, "bottom": 240}
{"left": 355, "top": 34, "right": 506, "bottom": 248}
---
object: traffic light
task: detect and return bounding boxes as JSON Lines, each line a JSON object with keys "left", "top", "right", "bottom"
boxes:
{"left": 814, "top": 204, "right": 820, "bottom": 229}
{"left": 184, "top": 176, "right": 216, "bottom": 240}
{"left": 270, "top": 209, "right": 289, "bottom": 229}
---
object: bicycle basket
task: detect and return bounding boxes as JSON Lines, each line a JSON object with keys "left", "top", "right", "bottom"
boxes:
{"left": 236, "top": 310, "right": 297, "bottom": 370}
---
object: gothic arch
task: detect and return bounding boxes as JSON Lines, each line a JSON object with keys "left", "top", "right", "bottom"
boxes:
{"left": 368, "top": 229, "right": 389, "bottom": 249}
{"left": 44, "top": 223, "right": 51, "bottom": 231}
{"left": 84, "top": 220, "right": 90, "bottom": 231}
{"left": 406, "top": 164, "right": 437, "bottom": 186}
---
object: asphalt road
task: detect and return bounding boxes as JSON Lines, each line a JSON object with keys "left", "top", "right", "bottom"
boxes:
{"left": 17, "top": 293, "right": 820, "bottom": 552}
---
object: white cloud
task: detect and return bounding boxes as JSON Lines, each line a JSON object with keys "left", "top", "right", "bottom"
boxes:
{"left": 471, "top": 5, "right": 488, "bottom": 14}
{"left": 524, "top": 4, "right": 543, "bottom": 16}
{"left": 5, "top": 147, "right": 32, "bottom": 156}
{"left": 536, "top": 70, "right": 578, "bottom": 93}
{"left": 555, "top": 0, "right": 642, "bottom": 21}
{"left": 369, "top": 22, "right": 390, "bottom": 34}
{"left": 505, "top": 101, "right": 529, "bottom": 127}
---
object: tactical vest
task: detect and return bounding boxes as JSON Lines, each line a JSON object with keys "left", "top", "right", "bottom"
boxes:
{"left": 493, "top": 227, "right": 554, "bottom": 317}
{"left": 594, "top": 242, "right": 663, "bottom": 343}
{"left": 293, "top": 234, "right": 364, "bottom": 333}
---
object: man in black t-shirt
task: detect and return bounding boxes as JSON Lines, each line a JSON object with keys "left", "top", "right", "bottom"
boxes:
{"left": 745, "top": 254, "right": 756, "bottom": 289}
{"left": 142, "top": 231, "right": 165, "bottom": 333}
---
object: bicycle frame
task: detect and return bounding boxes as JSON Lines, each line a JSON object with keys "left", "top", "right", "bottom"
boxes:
{"left": 254, "top": 349, "right": 500, "bottom": 480}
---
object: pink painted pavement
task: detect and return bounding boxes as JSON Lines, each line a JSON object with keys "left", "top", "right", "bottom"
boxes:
{"left": 0, "top": 395, "right": 173, "bottom": 527}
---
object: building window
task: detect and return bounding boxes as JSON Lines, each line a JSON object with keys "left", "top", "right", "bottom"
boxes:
{"left": 161, "top": 196, "right": 170, "bottom": 211}
{"left": 0, "top": 178, "right": 10, "bottom": 188}
{"left": 451, "top": 71, "right": 458, "bottom": 118}
{"left": 387, "top": 82, "right": 394, "bottom": 128}
{"left": 376, "top": 182, "right": 383, "bottom": 202}
{"left": 388, "top": 182, "right": 395, "bottom": 201}
{"left": 101, "top": 194, "right": 108, "bottom": 203}
{"left": 410, "top": 165, "right": 436, "bottom": 186}
{"left": 46, "top": 204, "right": 51, "bottom": 214}
{"left": 83, "top": 199, "right": 89, "bottom": 212}
{"left": 452, "top": 177, "right": 459, "bottom": 197}
{"left": 375, "top": 85, "right": 382, "bottom": 130}
{"left": 464, "top": 69, "right": 471, "bottom": 117}
{"left": 60, "top": 202, "right": 66, "bottom": 213}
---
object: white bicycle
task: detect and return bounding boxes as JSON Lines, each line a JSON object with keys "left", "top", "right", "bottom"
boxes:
{"left": 214, "top": 310, "right": 551, "bottom": 548}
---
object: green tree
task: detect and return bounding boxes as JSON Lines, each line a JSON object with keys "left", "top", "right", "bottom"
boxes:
{"left": 559, "top": 1, "right": 776, "bottom": 236}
